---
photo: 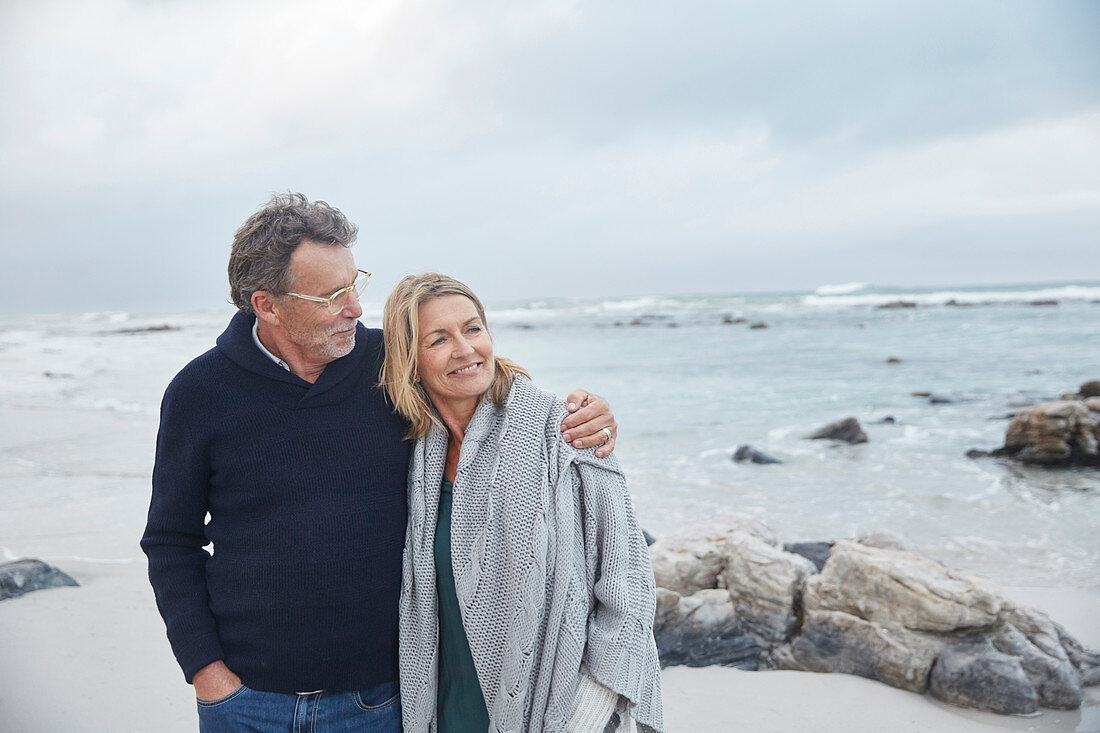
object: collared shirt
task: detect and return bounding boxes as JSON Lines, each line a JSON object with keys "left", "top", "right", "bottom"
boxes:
{"left": 252, "top": 318, "right": 290, "bottom": 372}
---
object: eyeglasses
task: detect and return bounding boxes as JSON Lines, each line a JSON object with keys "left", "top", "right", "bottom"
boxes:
{"left": 287, "top": 270, "right": 371, "bottom": 315}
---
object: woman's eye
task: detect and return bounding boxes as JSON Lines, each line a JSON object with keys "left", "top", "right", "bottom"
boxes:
{"left": 430, "top": 337, "right": 445, "bottom": 346}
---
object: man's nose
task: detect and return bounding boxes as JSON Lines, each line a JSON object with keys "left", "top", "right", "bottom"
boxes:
{"left": 341, "top": 290, "right": 364, "bottom": 319}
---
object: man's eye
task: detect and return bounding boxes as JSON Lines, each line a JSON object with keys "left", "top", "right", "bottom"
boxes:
{"left": 467, "top": 326, "right": 481, "bottom": 334}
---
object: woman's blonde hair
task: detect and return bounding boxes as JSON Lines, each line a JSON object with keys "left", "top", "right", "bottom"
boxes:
{"left": 381, "top": 272, "right": 529, "bottom": 440}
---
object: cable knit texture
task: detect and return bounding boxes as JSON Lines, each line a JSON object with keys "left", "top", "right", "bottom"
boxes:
{"left": 399, "top": 376, "right": 664, "bottom": 733}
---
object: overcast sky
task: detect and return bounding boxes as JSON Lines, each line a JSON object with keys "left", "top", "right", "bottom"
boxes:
{"left": 2, "top": 0, "right": 1098, "bottom": 315}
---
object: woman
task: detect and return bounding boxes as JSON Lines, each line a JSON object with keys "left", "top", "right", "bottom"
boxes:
{"left": 381, "top": 273, "right": 664, "bottom": 733}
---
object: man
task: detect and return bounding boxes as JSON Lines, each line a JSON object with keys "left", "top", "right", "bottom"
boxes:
{"left": 141, "top": 193, "right": 618, "bottom": 731}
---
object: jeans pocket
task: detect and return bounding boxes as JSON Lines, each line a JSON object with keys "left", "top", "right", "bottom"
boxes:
{"left": 196, "top": 684, "right": 248, "bottom": 708}
{"left": 353, "top": 681, "right": 400, "bottom": 711}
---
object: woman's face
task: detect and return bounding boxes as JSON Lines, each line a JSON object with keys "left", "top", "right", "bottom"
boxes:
{"left": 416, "top": 294, "right": 495, "bottom": 410}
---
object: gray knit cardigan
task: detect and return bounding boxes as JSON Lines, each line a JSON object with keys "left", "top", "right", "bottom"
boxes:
{"left": 398, "top": 376, "right": 664, "bottom": 733}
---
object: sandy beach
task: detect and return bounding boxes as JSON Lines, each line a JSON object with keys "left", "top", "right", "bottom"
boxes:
{"left": 2, "top": 398, "right": 1098, "bottom": 732}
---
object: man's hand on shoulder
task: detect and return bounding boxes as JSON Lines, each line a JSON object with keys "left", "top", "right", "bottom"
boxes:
{"left": 193, "top": 660, "right": 242, "bottom": 702}
{"left": 560, "top": 390, "right": 617, "bottom": 458}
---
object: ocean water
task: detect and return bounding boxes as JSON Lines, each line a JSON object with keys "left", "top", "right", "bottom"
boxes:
{"left": 1, "top": 281, "right": 1098, "bottom": 590}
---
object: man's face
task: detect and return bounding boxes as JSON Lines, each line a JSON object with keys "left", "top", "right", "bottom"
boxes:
{"left": 274, "top": 240, "right": 363, "bottom": 363}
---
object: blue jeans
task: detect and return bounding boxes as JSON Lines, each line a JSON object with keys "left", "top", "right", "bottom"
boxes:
{"left": 197, "top": 681, "right": 401, "bottom": 733}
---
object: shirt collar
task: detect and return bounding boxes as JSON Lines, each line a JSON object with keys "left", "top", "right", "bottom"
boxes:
{"left": 252, "top": 318, "right": 290, "bottom": 372}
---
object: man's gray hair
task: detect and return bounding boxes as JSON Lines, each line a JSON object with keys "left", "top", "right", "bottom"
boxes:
{"left": 228, "top": 192, "right": 359, "bottom": 313}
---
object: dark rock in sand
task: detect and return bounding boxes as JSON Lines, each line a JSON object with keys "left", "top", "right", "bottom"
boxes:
{"left": 0, "top": 559, "right": 78, "bottom": 601}
{"left": 877, "top": 301, "right": 917, "bottom": 309}
{"left": 732, "top": 445, "right": 782, "bottom": 465}
{"left": 654, "top": 589, "right": 763, "bottom": 669}
{"left": 885, "top": 357, "right": 901, "bottom": 364}
{"left": 1029, "top": 300, "right": 1058, "bottom": 307}
{"left": 930, "top": 638, "right": 1039, "bottom": 715}
{"left": 805, "top": 417, "right": 868, "bottom": 444}
{"left": 783, "top": 542, "right": 833, "bottom": 572}
{"left": 749, "top": 322, "right": 768, "bottom": 329}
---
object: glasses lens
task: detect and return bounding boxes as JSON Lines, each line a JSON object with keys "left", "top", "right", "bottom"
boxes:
{"left": 353, "top": 272, "right": 370, "bottom": 296}
{"left": 328, "top": 289, "right": 349, "bottom": 314}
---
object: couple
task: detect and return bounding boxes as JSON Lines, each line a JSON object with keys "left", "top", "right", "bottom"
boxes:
{"left": 141, "top": 193, "right": 664, "bottom": 733}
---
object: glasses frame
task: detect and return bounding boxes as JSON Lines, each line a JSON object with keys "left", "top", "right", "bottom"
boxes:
{"left": 286, "top": 270, "right": 372, "bottom": 315}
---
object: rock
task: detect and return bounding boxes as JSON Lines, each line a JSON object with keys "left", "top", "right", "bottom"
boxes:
{"left": 0, "top": 559, "right": 79, "bottom": 601}
{"left": 748, "top": 322, "right": 768, "bottom": 329}
{"left": 653, "top": 588, "right": 763, "bottom": 669}
{"left": 1029, "top": 300, "right": 1058, "bottom": 306}
{"left": 718, "top": 532, "right": 816, "bottom": 643}
{"left": 928, "top": 395, "right": 953, "bottom": 404}
{"left": 929, "top": 638, "right": 1039, "bottom": 715}
{"left": 721, "top": 315, "right": 747, "bottom": 325}
{"left": 732, "top": 445, "right": 782, "bottom": 465}
{"left": 629, "top": 318, "right": 645, "bottom": 326}
{"left": 1080, "top": 380, "right": 1100, "bottom": 398}
{"left": 998, "top": 400, "right": 1100, "bottom": 466}
{"left": 854, "top": 529, "right": 907, "bottom": 552}
{"left": 783, "top": 542, "right": 833, "bottom": 572}
{"left": 877, "top": 301, "right": 917, "bottom": 309}
{"left": 109, "top": 324, "right": 182, "bottom": 334}
{"left": 649, "top": 516, "right": 779, "bottom": 596}
{"left": 911, "top": 391, "right": 932, "bottom": 397}
{"left": 1085, "top": 396, "right": 1100, "bottom": 412}
{"left": 805, "top": 417, "right": 868, "bottom": 444}
{"left": 772, "top": 609, "right": 941, "bottom": 693}
{"left": 966, "top": 449, "right": 992, "bottom": 459}
{"left": 990, "top": 622, "right": 1081, "bottom": 709}
{"left": 885, "top": 357, "right": 902, "bottom": 364}
{"left": 875, "top": 416, "right": 896, "bottom": 424}
{"left": 803, "top": 541, "right": 1003, "bottom": 632}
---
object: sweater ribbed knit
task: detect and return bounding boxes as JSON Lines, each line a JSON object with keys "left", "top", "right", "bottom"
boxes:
{"left": 141, "top": 310, "right": 410, "bottom": 692}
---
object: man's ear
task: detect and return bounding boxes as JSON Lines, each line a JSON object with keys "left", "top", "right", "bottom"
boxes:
{"left": 252, "top": 291, "right": 281, "bottom": 326}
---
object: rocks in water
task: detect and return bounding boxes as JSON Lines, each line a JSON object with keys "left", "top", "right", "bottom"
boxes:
{"left": 877, "top": 301, "right": 917, "bottom": 309}
{"left": 748, "top": 322, "right": 768, "bottom": 329}
{"left": 911, "top": 391, "right": 932, "bottom": 397}
{"left": 994, "top": 400, "right": 1100, "bottom": 466}
{"left": 650, "top": 528, "right": 1100, "bottom": 716}
{"left": 885, "top": 357, "right": 902, "bottom": 364}
{"left": 1078, "top": 380, "right": 1100, "bottom": 398}
{"left": 108, "top": 324, "right": 182, "bottom": 334}
{"left": 1029, "top": 300, "right": 1058, "bottom": 306}
{"left": 721, "top": 315, "right": 747, "bottom": 325}
{"left": 966, "top": 449, "right": 992, "bottom": 459}
{"left": 875, "top": 416, "right": 897, "bottom": 424}
{"left": 732, "top": 445, "right": 782, "bottom": 465}
{"left": 805, "top": 417, "right": 868, "bottom": 444}
{"left": 0, "top": 559, "right": 78, "bottom": 601}
{"left": 928, "top": 395, "right": 953, "bottom": 404}
{"left": 854, "top": 529, "right": 907, "bottom": 551}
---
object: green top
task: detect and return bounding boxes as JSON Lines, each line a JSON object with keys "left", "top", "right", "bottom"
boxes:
{"left": 435, "top": 477, "right": 491, "bottom": 732}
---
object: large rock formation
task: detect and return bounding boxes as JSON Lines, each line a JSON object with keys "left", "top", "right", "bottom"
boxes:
{"left": 650, "top": 524, "right": 1099, "bottom": 716}
{"left": 805, "top": 417, "right": 868, "bottom": 444}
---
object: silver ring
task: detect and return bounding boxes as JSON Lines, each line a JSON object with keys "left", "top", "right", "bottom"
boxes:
{"left": 601, "top": 427, "right": 613, "bottom": 443}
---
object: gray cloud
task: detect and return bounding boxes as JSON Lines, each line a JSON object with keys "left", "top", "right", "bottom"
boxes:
{"left": 1, "top": 0, "right": 1098, "bottom": 315}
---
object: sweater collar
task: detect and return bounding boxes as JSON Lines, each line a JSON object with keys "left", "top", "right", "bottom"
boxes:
{"left": 216, "top": 310, "right": 371, "bottom": 400}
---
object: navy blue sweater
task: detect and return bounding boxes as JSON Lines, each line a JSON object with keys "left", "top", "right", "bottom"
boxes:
{"left": 141, "top": 311, "right": 410, "bottom": 692}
